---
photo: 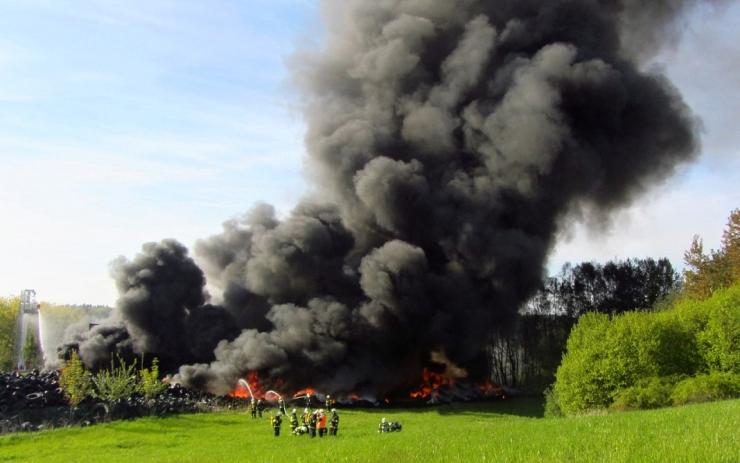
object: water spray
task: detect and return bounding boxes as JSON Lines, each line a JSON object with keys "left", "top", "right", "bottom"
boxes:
{"left": 237, "top": 379, "right": 254, "bottom": 399}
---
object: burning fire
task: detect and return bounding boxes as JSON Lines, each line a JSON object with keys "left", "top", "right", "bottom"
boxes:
{"left": 229, "top": 371, "right": 321, "bottom": 403}
{"left": 408, "top": 368, "right": 454, "bottom": 399}
{"left": 230, "top": 371, "right": 264, "bottom": 399}
{"left": 406, "top": 368, "right": 504, "bottom": 401}
{"left": 228, "top": 369, "right": 504, "bottom": 403}
{"left": 292, "top": 387, "right": 317, "bottom": 399}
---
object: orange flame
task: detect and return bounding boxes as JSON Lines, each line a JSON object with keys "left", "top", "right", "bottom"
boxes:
{"left": 408, "top": 368, "right": 454, "bottom": 399}
{"left": 226, "top": 369, "right": 503, "bottom": 403}
{"left": 292, "top": 387, "right": 317, "bottom": 398}
{"left": 230, "top": 371, "right": 265, "bottom": 399}
{"left": 231, "top": 387, "right": 250, "bottom": 399}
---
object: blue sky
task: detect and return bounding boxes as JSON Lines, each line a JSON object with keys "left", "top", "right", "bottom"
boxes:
{"left": 0, "top": 1, "right": 737, "bottom": 305}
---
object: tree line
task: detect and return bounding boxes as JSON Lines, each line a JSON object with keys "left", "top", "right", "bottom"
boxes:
{"left": 488, "top": 257, "right": 679, "bottom": 391}
{"left": 490, "top": 209, "right": 739, "bottom": 393}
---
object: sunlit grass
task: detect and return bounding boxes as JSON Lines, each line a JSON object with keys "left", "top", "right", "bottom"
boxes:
{"left": 0, "top": 398, "right": 737, "bottom": 462}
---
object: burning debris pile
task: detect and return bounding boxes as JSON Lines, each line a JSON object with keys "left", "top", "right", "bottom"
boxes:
{"left": 0, "top": 370, "right": 246, "bottom": 434}
{"left": 229, "top": 369, "right": 504, "bottom": 407}
{"left": 62, "top": 0, "right": 709, "bottom": 398}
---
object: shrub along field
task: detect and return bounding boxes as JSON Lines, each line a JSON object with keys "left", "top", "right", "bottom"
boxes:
{"left": 1, "top": 398, "right": 738, "bottom": 463}
{"left": 552, "top": 283, "right": 740, "bottom": 415}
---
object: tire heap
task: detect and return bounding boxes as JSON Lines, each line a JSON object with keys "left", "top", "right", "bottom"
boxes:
{"left": 0, "top": 370, "right": 247, "bottom": 434}
{"left": 0, "top": 370, "right": 65, "bottom": 413}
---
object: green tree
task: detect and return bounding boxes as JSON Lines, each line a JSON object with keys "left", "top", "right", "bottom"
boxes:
{"left": 683, "top": 236, "right": 712, "bottom": 299}
{"left": 0, "top": 296, "right": 19, "bottom": 371}
{"left": 722, "top": 208, "right": 740, "bottom": 283}
{"left": 59, "top": 351, "right": 93, "bottom": 406}
{"left": 683, "top": 209, "right": 740, "bottom": 299}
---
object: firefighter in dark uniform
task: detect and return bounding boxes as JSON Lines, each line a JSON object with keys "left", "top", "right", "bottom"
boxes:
{"left": 329, "top": 409, "right": 339, "bottom": 436}
{"left": 257, "top": 399, "right": 263, "bottom": 418}
{"left": 289, "top": 408, "right": 299, "bottom": 433}
{"left": 308, "top": 410, "right": 318, "bottom": 438}
{"left": 250, "top": 399, "right": 257, "bottom": 419}
{"left": 271, "top": 413, "right": 282, "bottom": 437}
{"left": 325, "top": 394, "right": 333, "bottom": 410}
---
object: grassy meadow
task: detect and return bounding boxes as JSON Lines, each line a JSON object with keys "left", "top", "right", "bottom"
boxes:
{"left": 0, "top": 398, "right": 738, "bottom": 462}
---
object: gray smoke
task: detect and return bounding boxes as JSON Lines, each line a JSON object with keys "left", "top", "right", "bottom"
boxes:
{"left": 63, "top": 240, "right": 239, "bottom": 370}
{"left": 68, "top": 0, "right": 716, "bottom": 395}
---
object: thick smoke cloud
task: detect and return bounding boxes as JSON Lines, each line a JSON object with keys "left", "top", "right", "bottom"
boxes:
{"left": 67, "top": 0, "right": 712, "bottom": 395}
{"left": 64, "top": 241, "right": 238, "bottom": 371}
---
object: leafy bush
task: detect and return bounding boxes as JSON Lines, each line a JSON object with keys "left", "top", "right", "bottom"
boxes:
{"left": 59, "top": 351, "right": 93, "bottom": 406}
{"left": 671, "top": 372, "right": 740, "bottom": 405}
{"left": 696, "top": 289, "right": 740, "bottom": 373}
{"left": 59, "top": 353, "right": 168, "bottom": 407}
{"left": 92, "top": 356, "right": 138, "bottom": 403}
{"left": 553, "top": 284, "right": 739, "bottom": 415}
{"left": 610, "top": 377, "right": 675, "bottom": 411}
{"left": 543, "top": 385, "right": 563, "bottom": 417}
{"left": 554, "top": 311, "right": 699, "bottom": 414}
{"left": 553, "top": 312, "right": 612, "bottom": 413}
{"left": 139, "top": 357, "right": 167, "bottom": 400}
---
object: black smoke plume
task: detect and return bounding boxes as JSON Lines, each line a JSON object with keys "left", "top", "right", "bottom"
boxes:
{"left": 66, "top": 0, "right": 716, "bottom": 395}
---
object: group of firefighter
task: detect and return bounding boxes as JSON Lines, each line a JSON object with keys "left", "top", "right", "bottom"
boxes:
{"left": 250, "top": 394, "right": 340, "bottom": 438}
{"left": 251, "top": 393, "right": 402, "bottom": 437}
{"left": 287, "top": 407, "right": 340, "bottom": 437}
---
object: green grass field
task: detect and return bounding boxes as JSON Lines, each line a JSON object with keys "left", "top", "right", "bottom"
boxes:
{"left": 1, "top": 398, "right": 738, "bottom": 463}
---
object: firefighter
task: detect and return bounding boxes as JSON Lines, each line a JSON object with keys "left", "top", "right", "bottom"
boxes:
{"left": 250, "top": 399, "right": 257, "bottom": 419}
{"left": 271, "top": 413, "right": 282, "bottom": 437}
{"left": 257, "top": 399, "right": 263, "bottom": 418}
{"left": 317, "top": 409, "right": 328, "bottom": 438}
{"left": 325, "top": 394, "right": 333, "bottom": 410}
{"left": 308, "top": 410, "right": 318, "bottom": 438}
{"left": 289, "top": 408, "right": 299, "bottom": 433}
{"left": 378, "top": 418, "right": 401, "bottom": 432}
{"left": 302, "top": 408, "right": 311, "bottom": 427}
{"left": 329, "top": 409, "right": 339, "bottom": 436}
